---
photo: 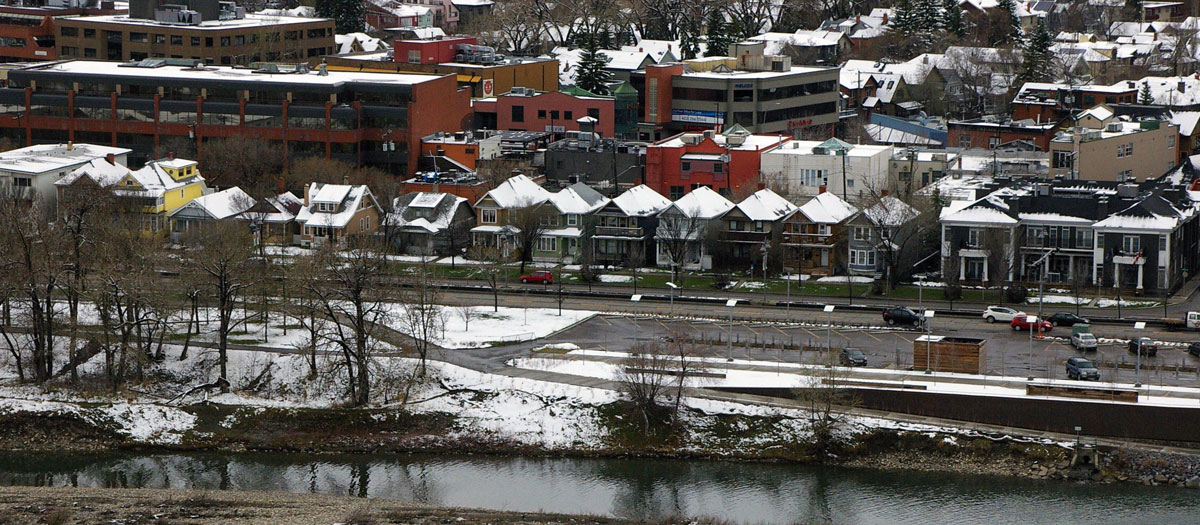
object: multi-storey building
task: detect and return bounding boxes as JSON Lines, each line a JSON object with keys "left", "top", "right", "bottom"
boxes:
{"left": 645, "top": 125, "right": 788, "bottom": 200}
{"left": 57, "top": 0, "right": 334, "bottom": 64}
{"left": 0, "top": 59, "right": 472, "bottom": 176}
{"left": 0, "top": 142, "right": 129, "bottom": 209}
{"left": 1048, "top": 106, "right": 1179, "bottom": 182}
{"left": 0, "top": 0, "right": 125, "bottom": 62}
{"left": 760, "top": 138, "right": 893, "bottom": 199}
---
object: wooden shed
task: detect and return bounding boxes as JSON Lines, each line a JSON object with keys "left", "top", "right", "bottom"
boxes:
{"left": 913, "top": 335, "right": 986, "bottom": 374}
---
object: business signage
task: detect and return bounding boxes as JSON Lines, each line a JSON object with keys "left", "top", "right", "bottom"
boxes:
{"left": 787, "top": 118, "right": 814, "bottom": 130}
{"left": 482, "top": 78, "right": 494, "bottom": 97}
{"left": 672, "top": 109, "right": 724, "bottom": 124}
{"left": 733, "top": 82, "right": 754, "bottom": 89}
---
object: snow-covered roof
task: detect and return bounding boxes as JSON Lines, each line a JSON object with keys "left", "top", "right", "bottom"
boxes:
{"left": 388, "top": 191, "right": 468, "bottom": 232}
{"left": 610, "top": 184, "right": 671, "bottom": 216}
{"left": 735, "top": 188, "right": 798, "bottom": 222}
{"left": 0, "top": 143, "right": 130, "bottom": 175}
{"left": 296, "top": 183, "right": 376, "bottom": 229}
{"left": 478, "top": 174, "right": 551, "bottom": 208}
{"left": 170, "top": 187, "right": 254, "bottom": 220}
{"left": 747, "top": 30, "right": 845, "bottom": 55}
{"left": 1077, "top": 104, "right": 1114, "bottom": 122}
{"left": 257, "top": 191, "right": 302, "bottom": 223}
{"left": 863, "top": 196, "right": 918, "bottom": 227}
{"left": 666, "top": 186, "right": 734, "bottom": 219}
{"left": 28, "top": 60, "right": 442, "bottom": 88}
{"left": 335, "top": 32, "right": 390, "bottom": 55}
{"left": 1018, "top": 212, "right": 1093, "bottom": 224}
{"left": 549, "top": 182, "right": 609, "bottom": 215}
{"left": 59, "top": 157, "right": 205, "bottom": 198}
{"left": 796, "top": 192, "right": 857, "bottom": 224}
{"left": 942, "top": 206, "right": 1019, "bottom": 224}
{"left": 620, "top": 39, "right": 699, "bottom": 62}
{"left": 653, "top": 132, "right": 788, "bottom": 151}
{"left": 312, "top": 184, "right": 352, "bottom": 204}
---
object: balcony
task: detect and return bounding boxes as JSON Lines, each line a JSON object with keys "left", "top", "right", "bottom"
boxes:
{"left": 725, "top": 230, "right": 769, "bottom": 243}
{"left": 595, "top": 226, "right": 642, "bottom": 237}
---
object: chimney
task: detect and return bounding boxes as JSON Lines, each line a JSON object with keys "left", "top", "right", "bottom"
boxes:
{"left": 882, "top": 12, "right": 888, "bottom": 24}
{"left": 881, "top": 189, "right": 889, "bottom": 197}
{"left": 1179, "top": 81, "right": 1187, "bottom": 93}
{"left": 105, "top": 153, "right": 115, "bottom": 165}
{"left": 818, "top": 185, "right": 827, "bottom": 194}
{"left": 66, "top": 141, "right": 73, "bottom": 150}
{"left": 167, "top": 151, "right": 174, "bottom": 159}
{"left": 856, "top": 15, "right": 861, "bottom": 24}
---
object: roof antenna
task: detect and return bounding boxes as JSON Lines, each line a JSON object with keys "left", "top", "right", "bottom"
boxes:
{"left": 318, "top": 58, "right": 328, "bottom": 76}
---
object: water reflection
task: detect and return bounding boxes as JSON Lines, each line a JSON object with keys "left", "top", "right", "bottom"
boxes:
{"left": 0, "top": 453, "right": 1197, "bottom": 524}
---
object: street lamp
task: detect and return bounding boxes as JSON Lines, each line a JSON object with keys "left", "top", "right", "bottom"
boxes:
{"left": 823, "top": 304, "right": 835, "bottom": 353}
{"left": 760, "top": 240, "right": 770, "bottom": 313}
{"left": 1134, "top": 321, "right": 1146, "bottom": 387}
{"left": 666, "top": 282, "right": 678, "bottom": 317}
{"left": 726, "top": 299, "right": 737, "bottom": 361}
{"left": 631, "top": 293, "right": 642, "bottom": 317}
{"left": 924, "top": 310, "right": 935, "bottom": 374}
{"left": 785, "top": 271, "right": 791, "bottom": 317}
{"left": 1026, "top": 314, "right": 1038, "bottom": 380}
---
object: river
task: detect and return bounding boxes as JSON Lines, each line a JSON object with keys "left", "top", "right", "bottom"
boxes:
{"left": 0, "top": 452, "right": 1196, "bottom": 524}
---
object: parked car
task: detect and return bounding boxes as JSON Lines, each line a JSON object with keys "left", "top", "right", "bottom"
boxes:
{"left": 983, "top": 306, "right": 1023, "bottom": 323}
{"left": 840, "top": 348, "right": 868, "bottom": 367}
{"left": 1047, "top": 312, "right": 1089, "bottom": 327}
{"left": 882, "top": 306, "right": 923, "bottom": 327}
{"left": 1011, "top": 315, "right": 1053, "bottom": 333}
{"left": 1128, "top": 337, "right": 1158, "bottom": 357}
{"left": 1071, "top": 332, "right": 1098, "bottom": 351}
{"left": 519, "top": 271, "right": 554, "bottom": 284}
{"left": 1066, "top": 357, "right": 1101, "bottom": 381}
{"left": 1189, "top": 342, "right": 1200, "bottom": 358}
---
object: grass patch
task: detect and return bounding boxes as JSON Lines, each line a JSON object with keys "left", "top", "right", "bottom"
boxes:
{"left": 230, "top": 338, "right": 265, "bottom": 345}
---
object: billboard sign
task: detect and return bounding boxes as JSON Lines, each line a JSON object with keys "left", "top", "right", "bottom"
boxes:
{"left": 672, "top": 109, "right": 724, "bottom": 124}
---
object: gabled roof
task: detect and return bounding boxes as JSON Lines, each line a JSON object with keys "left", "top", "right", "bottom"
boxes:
{"left": 58, "top": 157, "right": 205, "bottom": 197}
{"left": 796, "top": 191, "right": 857, "bottom": 224}
{"left": 863, "top": 196, "right": 919, "bottom": 227}
{"left": 1093, "top": 192, "right": 1196, "bottom": 231}
{"left": 476, "top": 174, "right": 551, "bottom": 208}
{"left": 295, "top": 183, "right": 377, "bottom": 229}
{"left": 610, "top": 184, "right": 671, "bottom": 216}
{"left": 169, "top": 187, "right": 254, "bottom": 220}
{"left": 665, "top": 186, "right": 734, "bottom": 219}
{"left": 549, "top": 182, "right": 609, "bottom": 215}
{"left": 389, "top": 191, "right": 469, "bottom": 233}
{"left": 735, "top": 188, "right": 798, "bottom": 222}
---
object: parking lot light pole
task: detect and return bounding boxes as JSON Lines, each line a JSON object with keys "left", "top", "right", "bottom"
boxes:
{"left": 1134, "top": 321, "right": 1146, "bottom": 387}
{"left": 917, "top": 275, "right": 924, "bottom": 310}
{"left": 1027, "top": 314, "right": 1038, "bottom": 381}
{"left": 924, "top": 310, "right": 935, "bottom": 374}
{"left": 785, "top": 272, "right": 791, "bottom": 317}
{"left": 726, "top": 299, "right": 737, "bottom": 361}
{"left": 666, "top": 282, "right": 678, "bottom": 317}
{"left": 824, "top": 304, "right": 835, "bottom": 353}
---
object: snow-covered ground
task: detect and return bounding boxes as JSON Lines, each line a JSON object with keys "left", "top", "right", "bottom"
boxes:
{"left": 1026, "top": 295, "right": 1089, "bottom": 305}
{"left": 816, "top": 276, "right": 873, "bottom": 283}
{"left": 1096, "top": 298, "right": 1162, "bottom": 308}
{"left": 389, "top": 306, "right": 596, "bottom": 349}
{"left": 597, "top": 274, "right": 633, "bottom": 283}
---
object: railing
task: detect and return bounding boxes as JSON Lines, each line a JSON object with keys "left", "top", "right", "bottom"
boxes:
{"left": 595, "top": 226, "right": 642, "bottom": 237}
{"left": 724, "top": 230, "right": 769, "bottom": 242}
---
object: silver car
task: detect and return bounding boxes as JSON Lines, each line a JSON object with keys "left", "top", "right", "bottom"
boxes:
{"left": 1071, "top": 332, "right": 1098, "bottom": 351}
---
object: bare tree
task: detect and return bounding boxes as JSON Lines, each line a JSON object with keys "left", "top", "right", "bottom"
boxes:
{"left": 0, "top": 188, "right": 63, "bottom": 384}
{"left": 982, "top": 227, "right": 1021, "bottom": 295}
{"left": 794, "top": 349, "right": 856, "bottom": 454}
{"left": 655, "top": 206, "right": 705, "bottom": 286}
{"left": 617, "top": 340, "right": 677, "bottom": 435}
{"left": 454, "top": 304, "right": 476, "bottom": 331}
{"left": 856, "top": 182, "right": 933, "bottom": 290}
{"left": 299, "top": 236, "right": 391, "bottom": 406}
{"left": 56, "top": 174, "right": 118, "bottom": 383}
{"left": 181, "top": 221, "right": 260, "bottom": 389}
{"left": 507, "top": 200, "right": 551, "bottom": 274}
{"left": 399, "top": 262, "right": 444, "bottom": 376}
{"left": 198, "top": 138, "right": 285, "bottom": 189}
{"left": 468, "top": 245, "right": 509, "bottom": 312}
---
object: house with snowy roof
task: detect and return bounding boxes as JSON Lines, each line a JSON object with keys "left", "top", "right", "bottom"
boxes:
{"left": 294, "top": 183, "right": 382, "bottom": 247}
{"left": 470, "top": 174, "right": 552, "bottom": 255}
{"left": 239, "top": 191, "right": 304, "bottom": 245}
{"left": 388, "top": 191, "right": 473, "bottom": 256}
{"left": 846, "top": 196, "right": 921, "bottom": 277}
{"left": 718, "top": 188, "right": 799, "bottom": 271}
{"left": 591, "top": 184, "right": 672, "bottom": 267}
{"left": 654, "top": 186, "right": 734, "bottom": 270}
{"left": 168, "top": 186, "right": 256, "bottom": 241}
{"left": 780, "top": 191, "right": 858, "bottom": 276}
{"left": 532, "top": 183, "right": 610, "bottom": 263}
{"left": 1, "top": 143, "right": 130, "bottom": 210}
{"left": 746, "top": 30, "right": 851, "bottom": 64}
{"left": 56, "top": 155, "right": 207, "bottom": 234}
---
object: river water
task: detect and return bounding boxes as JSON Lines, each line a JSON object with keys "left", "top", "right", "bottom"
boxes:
{"left": 0, "top": 452, "right": 1197, "bottom": 524}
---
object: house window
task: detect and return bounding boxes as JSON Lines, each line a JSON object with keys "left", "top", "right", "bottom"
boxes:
{"left": 171, "top": 35, "right": 182, "bottom": 45}
{"left": 853, "top": 226, "right": 869, "bottom": 240}
{"left": 360, "top": 216, "right": 370, "bottom": 231}
{"left": 61, "top": 27, "right": 77, "bottom": 37}
{"left": 191, "top": 37, "right": 201, "bottom": 46}
{"left": 818, "top": 224, "right": 829, "bottom": 235}
{"left": 850, "top": 249, "right": 876, "bottom": 267}
{"left": 511, "top": 105, "right": 524, "bottom": 122}
{"left": 988, "top": 136, "right": 1000, "bottom": 149}
{"left": 130, "top": 32, "right": 147, "bottom": 42}
{"left": 1028, "top": 227, "right": 1044, "bottom": 247}
{"left": 729, "top": 220, "right": 742, "bottom": 231}
{"left": 968, "top": 228, "right": 981, "bottom": 247}
{"left": 958, "top": 135, "right": 972, "bottom": 148}
{"left": 84, "top": 48, "right": 96, "bottom": 58}
{"left": 13, "top": 177, "right": 30, "bottom": 187}
{"left": 565, "top": 111, "right": 573, "bottom": 120}
{"left": 1168, "top": 135, "right": 1176, "bottom": 148}
{"left": 566, "top": 214, "right": 578, "bottom": 226}
{"left": 1122, "top": 234, "right": 1140, "bottom": 254}
{"left": 536, "top": 236, "right": 558, "bottom": 251}
{"left": 1158, "top": 234, "right": 1168, "bottom": 250}
{"left": 681, "top": 161, "right": 691, "bottom": 171}
{"left": 549, "top": 110, "right": 559, "bottom": 120}
{"left": 1124, "top": 143, "right": 1133, "bottom": 156}
{"left": 482, "top": 209, "right": 497, "bottom": 223}
{"left": 754, "top": 221, "right": 764, "bottom": 232}
{"left": 155, "top": 34, "right": 166, "bottom": 44}
{"left": 539, "top": 214, "right": 557, "bottom": 227}
{"left": 1052, "top": 150, "right": 1074, "bottom": 169}
{"left": 714, "top": 163, "right": 723, "bottom": 173}
{"left": 1076, "top": 228, "right": 1092, "bottom": 248}
{"left": 537, "top": 109, "right": 546, "bottom": 119}
{"left": 669, "top": 186, "right": 684, "bottom": 200}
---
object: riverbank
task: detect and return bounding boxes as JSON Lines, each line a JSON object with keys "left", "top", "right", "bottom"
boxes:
{"left": 0, "top": 485, "right": 641, "bottom": 524}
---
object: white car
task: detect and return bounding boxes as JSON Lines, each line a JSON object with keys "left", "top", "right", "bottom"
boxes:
{"left": 983, "top": 305, "right": 1023, "bottom": 323}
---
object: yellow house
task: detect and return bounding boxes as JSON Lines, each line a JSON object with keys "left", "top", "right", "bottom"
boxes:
{"left": 56, "top": 156, "right": 208, "bottom": 233}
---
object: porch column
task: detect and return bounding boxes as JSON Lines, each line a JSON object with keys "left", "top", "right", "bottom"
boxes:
{"left": 1043, "top": 254, "right": 1049, "bottom": 281}
{"left": 1114, "top": 262, "right": 1120, "bottom": 288}
{"left": 1136, "top": 263, "right": 1144, "bottom": 291}
{"left": 982, "top": 258, "right": 989, "bottom": 283}
{"left": 960, "top": 259, "right": 966, "bottom": 281}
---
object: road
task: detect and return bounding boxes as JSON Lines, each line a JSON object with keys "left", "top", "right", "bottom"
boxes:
{"left": 434, "top": 289, "right": 1200, "bottom": 387}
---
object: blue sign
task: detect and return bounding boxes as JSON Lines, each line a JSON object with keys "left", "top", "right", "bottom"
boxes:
{"left": 672, "top": 109, "right": 724, "bottom": 124}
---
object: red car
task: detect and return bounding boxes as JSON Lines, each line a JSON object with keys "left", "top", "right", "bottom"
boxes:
{"left": 1011, "top": 315, "right": 1053, "bottom": 333}
{"left": 519, "top": 270, "right": 554, "bottom": 284}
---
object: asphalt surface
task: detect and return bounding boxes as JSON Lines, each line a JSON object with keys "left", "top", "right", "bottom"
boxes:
{"left": 437, "top": 289, "right": 1200, "bottom": 387}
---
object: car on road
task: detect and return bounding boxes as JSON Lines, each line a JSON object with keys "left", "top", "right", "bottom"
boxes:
{"left": 1011, "top": 315, "right": 1053, "bottom": 333}
{"left": 882, "top": 306, "right": 923, "bottom": 326}
{"left": 840, "top": 348, "right": 868, "bottom": 367}
{"left": 1189, "top": 342, "right": 1200, "bottom": 358}
{"left": 1071, "top": 332, "right": 1098, "bottom": 351}
{"left": 519, "top": 271, "right": 554, "bottom": 284}
{"left": 1047, "top": 312, "right": 1089, "bottom": 327}
{"left": 1066, "top": 357, "right": 1101, "bottom": 381}
{"left": 983, "top": 306, "right": 1023, "bottom": 323}
{"left": 1129, "top": 337, "right": 1158, "bottom": 357}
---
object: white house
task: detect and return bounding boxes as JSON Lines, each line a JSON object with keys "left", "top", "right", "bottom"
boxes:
{"left": 0, "top": 143, "right": 130, "bottom": 210}
{"left": 760, "top": 138, "right": 892, "bottom": 199}
{"left": 655, "top": 186, "right": 734, "bottom": 270}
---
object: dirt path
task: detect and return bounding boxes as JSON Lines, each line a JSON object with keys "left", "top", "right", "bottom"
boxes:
{"left": 0, "top": 485, "right": 627, "bottom": 524}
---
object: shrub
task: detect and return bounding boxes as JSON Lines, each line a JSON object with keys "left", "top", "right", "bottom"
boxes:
{"left": 712, "top": 273, "right": 731, "bottom": 289}
{"left": 943, "top": 284, "right": 963, "bottom": 301}
{"left": 1004, "top": 285, "right": 1029, "bottom": 304}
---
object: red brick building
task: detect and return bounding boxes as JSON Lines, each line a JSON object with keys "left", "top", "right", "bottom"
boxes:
{"left": 645, "top": 126, "right": 789, "bottom": 200}
{"left": 0, "top": 2, "right": 124, "bottom": 62}
{"left": 473, "top": 89, "right": 615, "bottom": 137}
{"left": 393, "top": 36, "right": 476, "bottom": 65}
{"left": 1011, "top": 82, "right": 1137, "bottom": 123}
{"left": 946, "top": 118, "right": 1066, "bottom": 151}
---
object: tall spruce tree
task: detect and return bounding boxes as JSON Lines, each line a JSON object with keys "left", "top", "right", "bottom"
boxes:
{"left": 680, "top": 16, "right": 701, "bottom": 60}
{"left": 705, "top": 8, "right": 735, "bottom": 57}
{"left": 942, "top": 0, "right": 967, "bottom": 38}
{"left": 891, "top": 0, "right": 919, "bottom": 35}
{"left": 996, "top": 0, "right": 1021, "bottom": 43}
{"left": 1018, "top": 19, "right": 1052, "bottom": 83}
{"left": 315, "top": 0, "right": 364, "bottom": 34}
{"left": 574, "top": 36, "right": 613, "bottom": 95}
{"left": 914, "top": 0, "right": 942, "bottom": 33}
{"left": 1139, "top": 81, "right": 1154, "bottom": 104}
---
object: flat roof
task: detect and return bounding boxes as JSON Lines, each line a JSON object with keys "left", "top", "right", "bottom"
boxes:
{"left": 19, "top": 60, "right": 444, "bottom": 87}
{"left": 0, "top": 143, "right": 130, "bottom": 174}
{"left": 682, "top": 65, "right": 835, "bottom": 80}
{"left": 63, "top": 13, "right": 328, "bottom": 30}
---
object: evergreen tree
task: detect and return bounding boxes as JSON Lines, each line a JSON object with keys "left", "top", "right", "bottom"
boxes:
{"left": 1018, "top": 19, "right": 1052, "bottom": 83}
{"left": 679, "top": 16, "right": 701, "bottom": 60}
{"left": 574, "top": 36, "right": 613, "bottom": 95}
{"left": 705, "top": 8, "right": 735, "bottom": 57}
{"left": 1139, "top": 81, "right": 1154, "bottom": 105}
{"left": 996, "top": 0, "right": 1021, "bottom": 42}
{"left": 315, "top": 0, "right": 364, "bottom": 34}
{"left": 891, "top": 0, "right": 919, "bottom": 35}
{"left": 942, "top": 0, "right": 967, "bottom": 38}
{"left": 914, "top": 0, "right": 942, "bottom": 33}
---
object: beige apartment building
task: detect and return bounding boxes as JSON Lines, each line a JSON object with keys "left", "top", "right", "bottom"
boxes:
{"left": 1048, "top": 105, "right": 1179, "bottom": 182}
